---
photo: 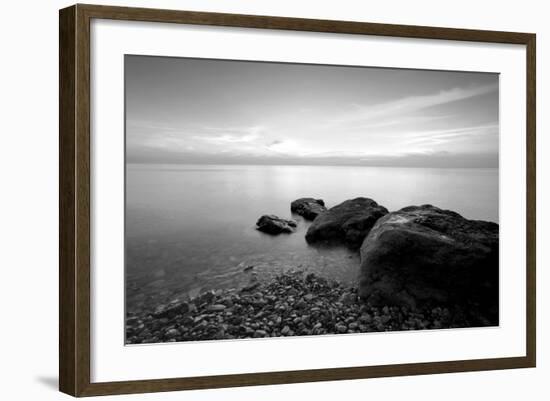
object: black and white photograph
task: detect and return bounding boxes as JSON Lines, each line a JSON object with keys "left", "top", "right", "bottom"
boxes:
{"left": 124, "top": 55, "right": 500, "bottom": 344}
{"left": 0, "top": 0, "right": 542, "bottom": 398}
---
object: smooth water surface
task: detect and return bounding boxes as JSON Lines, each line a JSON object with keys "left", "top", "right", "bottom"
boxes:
{"left": 125, "top": 164, "right": 498, "bottom": 313}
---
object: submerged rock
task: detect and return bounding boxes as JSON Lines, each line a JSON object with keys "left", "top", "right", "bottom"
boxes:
{"left": 152, "top": 300, "right": 190, "bottom": 319}
{"left": 305, "top": 197, "right": 388, "bottom": 248}
{"left": 256, "top": 215, "right": 297, "bottom": 235}
{"left": 291, "top": 198, "right": 327, "bottom": 220}
{"left": 358, "top": 205, "right": 499, "bottom": 323}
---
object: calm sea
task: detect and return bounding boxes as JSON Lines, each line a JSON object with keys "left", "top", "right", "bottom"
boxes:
{"left": 125, "top": 164, "right": 498, "bottom": 313}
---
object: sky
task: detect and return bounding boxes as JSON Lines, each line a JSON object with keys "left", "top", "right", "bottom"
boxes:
{"left": 125, "top": 55, "right": 499, "bottom": 168}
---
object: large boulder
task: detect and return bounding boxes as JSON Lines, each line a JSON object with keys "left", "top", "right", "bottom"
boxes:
{"left": 305, "top": 197, "right": 388, "bottom": 249}
{"left": 256, "top": 215, "right": 297, "bottom": 235}
{"left": 290, "top": 198, "right": 327, "bottom": 220}
{"left": 358, "top": 205, "right": 499, "bottom": 322}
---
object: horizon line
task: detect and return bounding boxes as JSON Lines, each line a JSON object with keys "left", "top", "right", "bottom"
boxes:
{"left": 126, "top": 161, "right": 498, "bottom": 169}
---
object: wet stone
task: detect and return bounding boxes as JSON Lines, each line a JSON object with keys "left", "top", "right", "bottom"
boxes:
{"left": 126, "top": 270, "right": 488, "bottom": 344}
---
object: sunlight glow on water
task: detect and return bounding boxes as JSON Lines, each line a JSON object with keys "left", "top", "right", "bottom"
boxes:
{"left": 125, "top": 164, "right": 498, "bottom": 313}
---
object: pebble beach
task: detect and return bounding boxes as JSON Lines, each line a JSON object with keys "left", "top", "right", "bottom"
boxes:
{"left": 126, "top": 270, "right": 484, "bottom": 344}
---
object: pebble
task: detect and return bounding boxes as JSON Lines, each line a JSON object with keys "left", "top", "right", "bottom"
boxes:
{"left": 208, "top": 304, "right": 226, "bottom": 312}
{"left": 336, "top": 324, "right": 348, "bottom": 333}
{"left": 164, "top": 328, "right": 180, "bottom": 338}
{"left": 126, "top": 270, "right": 478, "bottom": 344}
{"left": 295, "top": 300, "right": 307, "bottom": 309}
{"left": 359, "top": 314, "right": 372, "bottom": 324}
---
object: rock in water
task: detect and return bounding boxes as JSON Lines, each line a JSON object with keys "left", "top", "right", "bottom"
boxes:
{"left": 256, "top": 215, "right": 297, "bottom": 235}
{"left": 358, "top": 205, "right": 499, "bottom": 323}
{"left": 291, "top": 198, "right": 327, "bottom": 220}
{"left": 152, "top": 300, "right": 190, "bottom": 319}
{"left": 305, "top": 197, "right": 388, "bottom": 248}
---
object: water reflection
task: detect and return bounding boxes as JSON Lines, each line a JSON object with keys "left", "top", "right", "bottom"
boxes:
{"left": 125, "top": 164, "right": 498, "bottom": 313}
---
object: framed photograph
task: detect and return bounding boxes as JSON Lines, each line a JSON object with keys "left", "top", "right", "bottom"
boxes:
{"left": 59, "top": 4, "right": 536, "bottom": 397}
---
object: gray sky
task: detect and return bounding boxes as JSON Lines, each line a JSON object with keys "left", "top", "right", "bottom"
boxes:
{"left": 125, "top": 55, "right": 499, "bottom": 167}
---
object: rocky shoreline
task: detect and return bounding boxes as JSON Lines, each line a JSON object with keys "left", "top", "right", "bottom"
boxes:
{"left": 127, "top": 196, "right": 499, "bottom": 344}
{"left": 126, "top": 270, "right": 490, "bottom": 344}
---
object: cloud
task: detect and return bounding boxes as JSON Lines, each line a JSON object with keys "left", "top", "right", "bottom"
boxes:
{"left": 265, "top": 139, "right": 306, "bottom": 156}
{"left": 329, "top": 83, "right": 498, "bottom": 127}
{"left": 403, "top": 123, "right": 499, "bottom": 147}
{"left": 126, "top": 75, "right": 498, "bottom": 168}
{"left": 193, "top": 133, "right": 260, "bottom": 144}
{"left": 191, "top": 124, "right": 266, "bottom": 145}
{"left": 355, "top": 150, "right": 498, "bottom": 168}
{"left": 349, "top": 114, "right": 452, "bottom": 131}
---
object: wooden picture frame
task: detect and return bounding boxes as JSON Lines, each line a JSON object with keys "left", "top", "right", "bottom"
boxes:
{"left": 59, "top": 3, "right": 536, "bottom": 397}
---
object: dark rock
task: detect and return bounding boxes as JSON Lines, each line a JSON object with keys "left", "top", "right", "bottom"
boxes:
{"left": 358, "top": 205, "right": 499, "bottom": 323}
{"left": 305, "top": 198, "right": 388, "bottom": 248}
{"left": 291, "top": 198, "right": 327, "bottom": 220}
{"left": 295, "top": 300, "right": 307, "bottom": 309}
{"left": 256, "top": 215, "right": 297, "bottom": 235}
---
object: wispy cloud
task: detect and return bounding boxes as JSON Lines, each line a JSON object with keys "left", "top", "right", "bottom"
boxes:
{"left": 191, "top": 125, "right": 265, "bottom": 145}
{"left": 403, "top": 123, "right": 498, "bottom": 148}
{"left": 193, "top": 133, "right": 260, "bottom": 144}
{"left": 126, "top": 55, "right": 499, "bottom": 168}
{"left": 265, "top": 139, "right": 306, "bottom": 156}
{"left": 329, "top": 83, "right": 498, "bottom": 127}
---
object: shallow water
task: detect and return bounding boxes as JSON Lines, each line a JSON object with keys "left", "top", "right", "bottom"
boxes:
{"left": 125, "top": 164, "right": 498, "bottom": 313}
